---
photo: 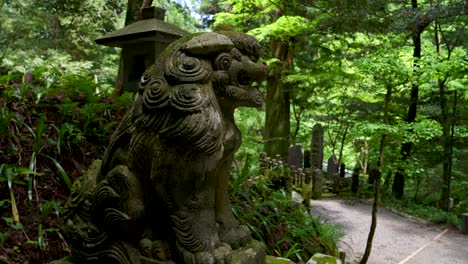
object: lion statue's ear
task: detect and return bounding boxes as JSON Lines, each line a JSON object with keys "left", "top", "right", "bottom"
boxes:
{"left": 182, "top": 32, "right": 234, "bottom": 55}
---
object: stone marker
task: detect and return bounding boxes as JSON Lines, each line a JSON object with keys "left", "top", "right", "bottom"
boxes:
{"left": 339, "top": 163, "right": 345, "bottom": 178}
{"left": 58, "top": 28, "right": 269, "bottom": 264}
{"left": 462, "top": 213, "right": 468, "bottom": 234}
{"left": 288, "top": 144, "right": 303, "bottom": 169}
{"left": 327, "top": 155, "right": 338, "bottom": 179}
{"left": 312, "top": 169, "right": 322, "bottom": 199}
{"left": 351, "top": 163, "right": 360, "bottom": 193}
{"left": 310, "top": 124, "right": 324, "bottom": 170}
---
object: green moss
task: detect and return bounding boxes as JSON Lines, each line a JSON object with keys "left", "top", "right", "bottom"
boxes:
{"left": 311, "top": 253, "right": 341, "bottom": 264}
{"left": 264, "top": 255, "right": 295, "bottom": 264}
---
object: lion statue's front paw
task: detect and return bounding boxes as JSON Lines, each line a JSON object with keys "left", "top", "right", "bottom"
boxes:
{"left": 220, "top": 225, "right": 252, "bottom": 249}
{"left": 178, "top": 242, "right": 232, "bottom": 264}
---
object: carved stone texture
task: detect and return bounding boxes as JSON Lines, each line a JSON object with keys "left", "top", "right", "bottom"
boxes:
{"left": 326, "top": 155, "right": 338, "bottom": 179}
{"left": 310, "top": 124, "right": 324, "bottom": 170}
{"left": 61, "top": 29, "right": 268, "bottom": 264}
{"left": 288, "top": 144, "right": 303, "bottom": 169}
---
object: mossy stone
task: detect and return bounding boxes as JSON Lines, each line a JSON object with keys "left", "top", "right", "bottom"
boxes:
{"left": 307, "top": 253, "right": 342, "bottom": 264}
{"left": 230, "top": 240, "right": 266, "bottom": 264}
{"left": 264, "top": 255, "right": 295, "bottom": 264}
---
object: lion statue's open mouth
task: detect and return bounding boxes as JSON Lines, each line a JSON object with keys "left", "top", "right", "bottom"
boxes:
{"left": 62, "top": 28, "right": 268, "bottom": 264}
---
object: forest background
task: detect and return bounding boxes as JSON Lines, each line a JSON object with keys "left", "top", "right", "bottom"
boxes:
{"left": 0, "top": 0, "right": 466, "bottom": 263}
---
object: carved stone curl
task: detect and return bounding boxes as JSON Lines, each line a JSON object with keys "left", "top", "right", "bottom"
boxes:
{"left": 61, "top": 29, "right": 268, "bottom": 264}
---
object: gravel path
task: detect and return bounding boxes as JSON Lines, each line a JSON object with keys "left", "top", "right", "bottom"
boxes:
{"left": 310, "top": 198, "right": 468, "bottom": 264}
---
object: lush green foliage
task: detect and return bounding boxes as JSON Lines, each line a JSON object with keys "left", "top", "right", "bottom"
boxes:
{"left": 211, "top": 0, "right": 467, "bottom": 221}
{"left": 1, "top": 0, "right": 467, "bottom": 262}
{"left": 229, "top": 157, "right": 343, "bottom": 262}
{"left": 0, "top": 67, "right": 131, "bottom": 263}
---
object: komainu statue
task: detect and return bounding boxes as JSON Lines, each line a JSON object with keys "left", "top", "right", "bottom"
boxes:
{"left": 61, "top": 28, "right": 268, "bottom": 264}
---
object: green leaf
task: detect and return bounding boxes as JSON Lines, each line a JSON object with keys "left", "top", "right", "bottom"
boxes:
{"left": 47, "top": 156, "right": 72, "bottom": 191}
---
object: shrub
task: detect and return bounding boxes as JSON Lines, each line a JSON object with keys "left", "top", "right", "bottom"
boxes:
{"left": 230, "top": 158, "right": 342, "bottom": 262}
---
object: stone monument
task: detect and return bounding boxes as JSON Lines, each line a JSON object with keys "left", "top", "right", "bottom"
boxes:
{"left": 326, "top": 155, "right": 338, "bottom": 179}
{"left": 60, "top": 28, "right": 268, "bottom": 264}
{"left": 339, "top": 163, "right": 345, "bottom": 178}
{"left": 310, "top": 124, "right": 324, "bottom": 170}
{"left": 288, "top": 144, "right": 303, "bottom": 169}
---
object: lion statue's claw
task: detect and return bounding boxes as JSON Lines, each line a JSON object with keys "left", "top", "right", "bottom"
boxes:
{"left": 220, "top": 225, "right": 252, "bottom": 249}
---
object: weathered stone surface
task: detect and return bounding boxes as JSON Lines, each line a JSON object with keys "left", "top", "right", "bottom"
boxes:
{"left": 264, "top": 255, "right": 295, "bottom": 264}
{"left": 310, "top": 124, "right": 324, "bottom": 170}
{"left": 326, "top": 155, "right": 338, "bottom": 179}
{"left": 462, "top": 213, "right": 468, "bottom": 234}
{"left": 288, "top": 144, "right": 303, "bottom": 169}
{"left": 339, "top": 163, "right": 345, "bottom": 178}
{"left": 312, "top": 169, "right": 322, "bottom": 199}
{"left": 306, "top": 253, "right": 342, "bottom": 264}
{"left": 230, "top": 240, "right": 266, "bottom": 264}
{"left": 60, "top": 29, "right": 268, "bottom": 264}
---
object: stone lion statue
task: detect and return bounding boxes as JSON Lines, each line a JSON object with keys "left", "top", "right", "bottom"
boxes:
{"left": 61, "top": 28, "right": 268, "bottom": 264}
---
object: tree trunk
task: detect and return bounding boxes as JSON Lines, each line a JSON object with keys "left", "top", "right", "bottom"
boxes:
{"left": 392, "top": 0, "right": 422, "bottom": 199}
{"left": 337, "top": 125, "right": 349, "bottom": 166}
{"left": 434, "top": 22, "right": 454, "bottom": 211}
{"left": 113, "top": 0, "right": 151, "bottom": 97}
{"left": 264, "top": 37, "right": 293, "bottom": 159}
{"left": 360, "top": 83, "right": 392, "bottom": 264}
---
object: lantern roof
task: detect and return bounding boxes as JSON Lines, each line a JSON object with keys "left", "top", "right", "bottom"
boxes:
{"left": 95, "top": 7, "right": 189, "bottom": 48}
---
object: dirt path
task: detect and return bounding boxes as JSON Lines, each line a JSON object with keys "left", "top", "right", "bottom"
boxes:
{"left": 310, "top": 198, "right": 468, "bottom": 264}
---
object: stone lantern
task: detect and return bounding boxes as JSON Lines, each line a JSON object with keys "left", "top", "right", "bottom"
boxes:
{"left": 95, "top": 6, "right": 189, "bottom": 92}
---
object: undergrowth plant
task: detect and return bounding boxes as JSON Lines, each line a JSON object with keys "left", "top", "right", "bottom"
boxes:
{"left": 0, "top": 67, "right": 130, "bottom": 263}
{"left": 230, "top": 156, "right": 342, "bottom": 262}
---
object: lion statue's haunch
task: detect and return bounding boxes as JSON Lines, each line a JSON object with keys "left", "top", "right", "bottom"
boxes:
{"left": 62, "top": 29, "right": 268, "bottom": 264}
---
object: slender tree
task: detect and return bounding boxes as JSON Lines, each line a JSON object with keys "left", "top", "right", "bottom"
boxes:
{"left": 393, "top": 0, "right": 431, "bottom": 199}
{"left": 360, "top": 82, "right": 392, "bottom": 264}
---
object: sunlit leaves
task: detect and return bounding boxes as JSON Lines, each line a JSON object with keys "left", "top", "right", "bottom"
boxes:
{"left": 248, "top": 16, "right": 310, "bottom": 42}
